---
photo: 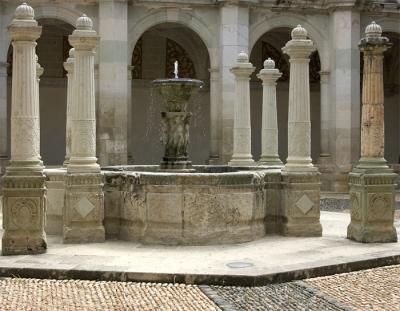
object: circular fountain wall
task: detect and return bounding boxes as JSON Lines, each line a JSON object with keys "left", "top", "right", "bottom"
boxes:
{"left": 103, "top": 165, "right": 276, "bottom": 245}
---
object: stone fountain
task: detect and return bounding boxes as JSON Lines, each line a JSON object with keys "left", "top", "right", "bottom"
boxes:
{"left": 152, "top": 62, "right": 203, "bottom": 171}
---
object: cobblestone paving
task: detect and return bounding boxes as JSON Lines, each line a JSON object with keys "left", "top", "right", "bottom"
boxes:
{"left": 0, "top": 278, "right": 219, "bottom": 311}
{"left": 306, "top": 265, "right": 400, "bottom": 311}
{"left": 210, "top": 283, "right": 347, "bottom": 311}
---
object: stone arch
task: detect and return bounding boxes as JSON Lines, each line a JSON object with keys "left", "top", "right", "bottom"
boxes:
{"left": 250, "top": 14, "right": 328, "bottom": 71}
{"left": 1, "top": 5, "right": 80, "bottom": 61}
{"left": 128, "top": 9, "right": 218, "bottom": 68}
{"left": 34, "top": 5, "right": 81, "bottom": 27}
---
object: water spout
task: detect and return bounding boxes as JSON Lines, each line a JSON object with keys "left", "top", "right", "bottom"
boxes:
{"left": 174, "top": 60, "right": 179, "bottom": 79}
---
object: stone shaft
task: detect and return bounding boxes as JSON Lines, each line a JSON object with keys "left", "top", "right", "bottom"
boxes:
{"left": 68, "top": 19, "right": 99, "bottom": 174}
{"left": 360, "top": 51, "right": 386, "bottom": 159}
{"left": 63, "top": 50, "right": 74, "bottom": 166}
{"left": 282, "top": 27, "right": 316, "bottom": 172}
{"left": 2, "top": 3, "right": 47, "bottom": 255}
{"left": 257, "top": 59, "right": 282, "bottom": 166}
{"left": 228, "top": 53, "right": 255, "bottom": 166}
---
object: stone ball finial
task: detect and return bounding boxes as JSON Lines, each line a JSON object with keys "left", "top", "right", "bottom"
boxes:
{"left": 264, "top": 58, "right": 275, "bottom": 69}
{"left": 15, "top": 2, "right": 34, "bottom": 20}
{"left": 237, "top": 51, "right": 249, "bottom": 63}
{"left": 365, "top": 21, "right": 382, "bottom": 38}
{"left": 76, "top": 14, "right": 93, "bottom": 30}
{"left": 291, "top": 24, "right": 307, "bottom": 40}
{"left": 69, "top": 48, "right": 75, "bottom": 58}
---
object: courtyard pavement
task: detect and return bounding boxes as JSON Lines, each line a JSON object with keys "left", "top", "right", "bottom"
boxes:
{"left": 0, "top": 264, "right": 399, "bottom": 310}
{"left": 0, "top": 211, "right": 399, "bottom": 286}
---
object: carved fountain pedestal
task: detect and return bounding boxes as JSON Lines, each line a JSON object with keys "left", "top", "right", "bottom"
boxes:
{"left": 152, "top": 78, "right": 203, "bottom": 172}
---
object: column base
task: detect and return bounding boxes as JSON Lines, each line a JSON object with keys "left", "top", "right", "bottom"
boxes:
{"left": 63, "top": 226, "right": 105, "bottom": 244}
{"left": 64, "top": 173, "right": 105, "bottom": 244}
{"left": 347, "top": 223, "right": 397, "bottom": 243}
{"left": 67, "top": 157, "right": 100, "bottom": 174}
{"left": 208, "top": 156, "right": 221, "bottom": 165}
{"left": 2, "top": 233, "right": 47, "bottom": 256}
{"left": 347, "top": 162, "right": 397, "bottom": 243}
{"left": 280, "top": 171, "right": 322, "bottom": 237}
{"left": 1, "top": 173, "right": 47, "bottom": 256}
{"left": 258, "top": 155, "right": 283, "bottom": 167}
{"left": 228, "top": 154, "right": 254, "bottom": 166}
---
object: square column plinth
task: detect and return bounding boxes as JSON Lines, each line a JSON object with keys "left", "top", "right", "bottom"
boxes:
{"left": 2, "top": 175, "right": 47, "bottom": 255}
{"left": 347, "top": 167, "right": 397, "bottom": 243}
{"left": 63, "top": 173, "right": 105, "bottom": 244}
{"left": 281, "top": 172, "right": 322, "bottom": 237}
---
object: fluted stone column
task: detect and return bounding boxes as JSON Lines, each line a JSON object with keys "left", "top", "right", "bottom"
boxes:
{"left": 63, "top": 48, "right": 74, "bottom": 166}
{"left": 280, "top": 26, "right": 322, "bottom": 237}
{"left": 64, "top": 15, "right": 105, "bottom": 244}
{"left": 347, "top": 22, "right": 397, "bottom": 243}
{"left": 283, "top": 25, "right": 317, "bottom": 172}
{"left": 228, "top": 52, "right": 255, "bottom": 166}
{"left": 258, "top": 58, "right": 282, "bottom": 166}
{"left": 2, "top": 3, "right": 47, "bottom": 255}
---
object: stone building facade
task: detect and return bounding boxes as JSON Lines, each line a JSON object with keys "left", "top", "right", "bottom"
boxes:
{"left": 0, "top": 0, "right": 399, "bottom": 191}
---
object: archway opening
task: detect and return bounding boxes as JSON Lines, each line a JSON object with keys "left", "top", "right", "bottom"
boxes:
{"left": 249, "top": 27, "right": 321, "bottom": 162}
{"left": 382, "top": 32, "right": 400, "bottom": 165}
{"left": 129, "top": 23, "right": 211, "bottom": 165}
{"left": 7, "top": 18, "right": 74, "bottom": 166}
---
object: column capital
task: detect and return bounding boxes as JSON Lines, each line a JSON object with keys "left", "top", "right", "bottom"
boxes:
{"left": 8, "top": 3, "right": 42, "bottom": 42}
{"left": 230, "top": 52, "right": 255, "bottom": 77}
{"left": 359, "top": 21, "right": 392, "bottom": 53}
{"left": 69, "top": 15, "right": 98, "bottom": 51}
{"left": 127, "top": 65, "right": 134, "bottom": 80}
{"left": 258, "top": 58, "right": 282, "bottom": 83}
{"left": 63, "top": 48, "right": 75, "bottom": 73}
{"left": 319, "top": 71, "right": 330, "bottom": 84}
{"left": 0, "top": 62, "right": 8, "bottom": 76}
{"left": 282, "top": 25, "right": 316, "bottom": 59}
{"left": 36, "top": 63, "right": 44, "bottom": 79}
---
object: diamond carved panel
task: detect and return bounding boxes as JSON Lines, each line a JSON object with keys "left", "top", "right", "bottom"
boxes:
{"left": 75, "top": 197, "right": 95, "bottom": 219}
{"left": 296, "top": 194, "right": 314, "bottom": 215}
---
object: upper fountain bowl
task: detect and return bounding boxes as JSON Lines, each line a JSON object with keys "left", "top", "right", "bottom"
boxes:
{"left": 152, "top": 78, "right": 204, "bottom": 112}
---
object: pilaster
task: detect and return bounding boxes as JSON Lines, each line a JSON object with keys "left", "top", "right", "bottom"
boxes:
{"left": 208, "top": 67, "right": 221, "bottom": 164}
{"left": 98, "top": 0, "right": 128, "bottom": 166}
{"left": 219, "top": 3, "right": 249, "bottom": 163}
{"left": 330, "top": 9, "right": 361, "bottom": 192}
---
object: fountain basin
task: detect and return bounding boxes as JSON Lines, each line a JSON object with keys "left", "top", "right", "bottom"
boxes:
{"left": 103, "top": 165, "right": 282, "bottom": 245}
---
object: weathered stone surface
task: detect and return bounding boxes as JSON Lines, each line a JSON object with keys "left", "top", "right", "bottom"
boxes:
{"left": 103, "top": 166, "right": 271, "bottom": 245}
